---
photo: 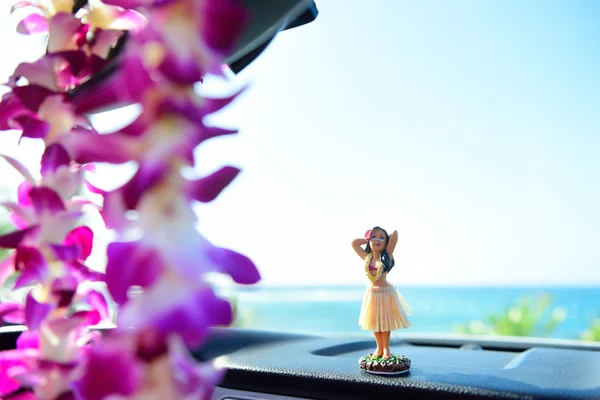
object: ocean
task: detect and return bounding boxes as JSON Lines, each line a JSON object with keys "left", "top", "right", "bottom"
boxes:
{"left": 230, "top": 286, "right": 599, "bottom": 340}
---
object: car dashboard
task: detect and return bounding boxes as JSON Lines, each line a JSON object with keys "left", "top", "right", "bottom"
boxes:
{"left": 1, "top": 326, "right": 599, "bottom": 400}
{"left": 198, "top": 328, "right": 600, "bottom": 400}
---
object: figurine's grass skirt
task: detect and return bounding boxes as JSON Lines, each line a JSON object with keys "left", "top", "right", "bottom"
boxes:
{"left": 359, "top": 284, "right": 412, "bottom": 332}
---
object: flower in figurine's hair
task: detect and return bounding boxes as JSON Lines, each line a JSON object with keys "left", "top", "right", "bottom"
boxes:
{"left": 364, "top": 230, "right": 371, "bottom": 240}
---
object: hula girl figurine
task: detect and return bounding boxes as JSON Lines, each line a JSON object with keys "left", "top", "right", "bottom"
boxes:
{"left": 352, "top": 226, "right": 412, "bottom": 374}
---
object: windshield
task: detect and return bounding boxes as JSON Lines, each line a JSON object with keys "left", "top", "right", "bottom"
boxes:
{"left": 0, "top": 0, "right": 598, "bottom": 343}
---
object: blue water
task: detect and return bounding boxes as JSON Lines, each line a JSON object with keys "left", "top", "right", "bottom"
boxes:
{"left": 232, "top": 286, "right": 600, "bottom": 340}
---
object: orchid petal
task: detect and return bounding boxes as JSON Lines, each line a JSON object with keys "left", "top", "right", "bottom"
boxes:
{"left": 120, "top": 54, "right": 157, "bottom": 101}
{"left": 84, "top": 290, "right": 110, "bottom": 322}
{"left": 205, "top": 246, "right": 260, "bottom": 284}
{"left": 64, "top": 226, "right": 93, "bottom": 260}
{"left": 69, "top": 261, "right": 105, "bottom": 283}
{"left": 16, "top": 330, "right": 39, "bottom": 350}
{"left": 14, "top": 246, "right": 47, "bottom": 288}
{"left": 11, "top": 85, "right": 56, "bottom": 112}
{"left": 29, "top": 187, "right": 66, "bottom": 215}
{"left": 98, "top": 190, "right": 128, "bottom": 230}
{"left": 159, "top": 232, "right": 259, "bottom": 284}
{"left": 120, "top": 163, "right": 166, "bottom": 210}
{"left": 167, "top": 335, "right": 225, "bottom": 396}
{"left": 47, "top": 13, "right": 88, "bottom": 53}
{"left": 72, "top": 335, "right": 142, "bottom": 400}
{"left": 16, "top": 13, "right": 49, "bottom": 35}
{"left": 11, "top": 1, "right": 38, "bottom": 13}
{"left": 118, "top": 280, "right": 232, "bottom": 348}
{"left": 50, "top": 226, "right": 93, "bottom": 262}
{"left": 0, "top": 351, "right": 33, "bottom": 397}
{"left": 106, "top": 241, "right": 163, "bottom": 305}
{"left": 9, "top": 213, "right": 29, "bottom": 231}
{"left": 0, "top": 155, "right": 36, "bottom": 184}
{"left": 202, "top": 0, "right": 248, "bottom": 54}
{"left": 14, "top": 115, "right": 50, "bottom": 140}
{"left": 0, "top": 93, "right": 32, "bottom": 131}
{"left": 2, "top": 203, "right": 36, "bottom": 230}
{"left": 100, "top": 0, "right": 157, "bottom": 8}
{"left": 40, "top": 143, "right": 70, "bottom": 176}
{"left": 72, "top": 53, "right": 154, "bottom": 114}
{"left": 0, "top": 226, "right": 39, "bottom": 250}
{"left": 199, "top": 125, "right": 238, "bottom": 142}
{"left": 24, "top": 293, "right": 53, "bottom": 330}
{"left": 98, "top": 164, "right": 167, "bottom": 229}
{"left": 85, "top": 181, "right": 106, "bottom": 197}
{"left": 50, "top": 276, "right": 78, "bottom": 307}
{"left": 17, "top": 182, "right": 33, "bottom": 207}
{"left": 45, "top": 51, "right": 89, "bottom": 83}
{"left": 57, "top": 130, "right": 134, "bottom": 165}
{"left": 158, "top": 55, "right": 203, "bottom": 85}
{"left": 36, "top": 95, "right": 77, "bottom": 142}
{"left": 104, "top": 8, "right": 146, "bottom": 31}
{"left": 0, "top": 302, "right": 25, "bottom": 324}
{"left": 46, "top": 310, "right": 101, "bottom": 338}
{"left": 153, "top": 287, "right": 232, "bottom": 346}
{"left": 201, "top": 88, "right": 246, "bottom": 115}
{"left": 49, "top": 243, "right": 79, "bottom": 261}
{"left": 9, "top": 59, "right": 63, "bottom": 93}
{"left": 70, "top": 77, "right": 130, "bottom": 115}
{"left": 90, "top": 29, "right": 122, "bottom": 59}
{"left": 186, "top": 166, "right": 240, "bottom": 203}
{"left": 44, "top": 166, "right": 84, "bottom": 202}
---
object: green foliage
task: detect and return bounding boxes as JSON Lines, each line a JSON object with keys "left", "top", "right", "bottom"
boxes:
{"left": 581, "top": 319, "right": 600, "bottom": 342}
{"left": 360, "top": 353, "right": 409, "bottom": 363}
{"left": 229, "top": 294, "right": 258, "bottom": 328}
{"left": 453, "top": 293, "right": 567, "bottom": 337}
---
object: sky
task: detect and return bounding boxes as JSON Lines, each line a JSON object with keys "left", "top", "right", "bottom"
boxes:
{"left": 0, "top": 0, "right": 599, "bottom": 287}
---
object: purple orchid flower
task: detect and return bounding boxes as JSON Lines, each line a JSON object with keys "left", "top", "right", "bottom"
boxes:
{"left": 0, "top": 305, "right": 106, "bottom": 399}
{"left": 115, "top": 272, "right": 233, "bottom": 348}
{"left": 99, "top": 164, "right": 259, "bottom": 283}
{"left": 73, "top": 332, "right": 224, "bottom": 400}
{"left": 69, "top": 0, "right": 248, "bottom": 114}
{"left": 0, "top": 186, "right": 83, "bottom": 250}
{"left": 14, "top": 1, "right": 145, "bottom": 38}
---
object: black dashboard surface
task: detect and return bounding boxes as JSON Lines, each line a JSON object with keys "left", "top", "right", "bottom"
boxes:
{"left": 1, "top": 326, "right": 599, "bottom": 400}
{"left": 199, "top": 328, "right": 600, "bottom": 400}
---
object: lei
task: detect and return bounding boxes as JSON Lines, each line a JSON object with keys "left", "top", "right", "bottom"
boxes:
{"left": 364, "top": 253, "right": 385, "bottom": 283}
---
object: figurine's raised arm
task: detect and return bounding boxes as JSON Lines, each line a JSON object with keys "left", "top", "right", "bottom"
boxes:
{"left": 387, "top": 230, "right": 399, "bottom": 257}
{"left": 351, "top": 238, "right": 368, "bottom": 260}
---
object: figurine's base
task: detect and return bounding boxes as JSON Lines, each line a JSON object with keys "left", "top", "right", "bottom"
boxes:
{"left": 358, "top": 353, "right": 411, "bottom": 375}
{"left": 364, "top": 369, "right": 410, "bottom": 376}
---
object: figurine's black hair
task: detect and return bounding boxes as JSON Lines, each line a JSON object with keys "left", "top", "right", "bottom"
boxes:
{"left": 365, "top": 226, "right": 395, "bottom": 273}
